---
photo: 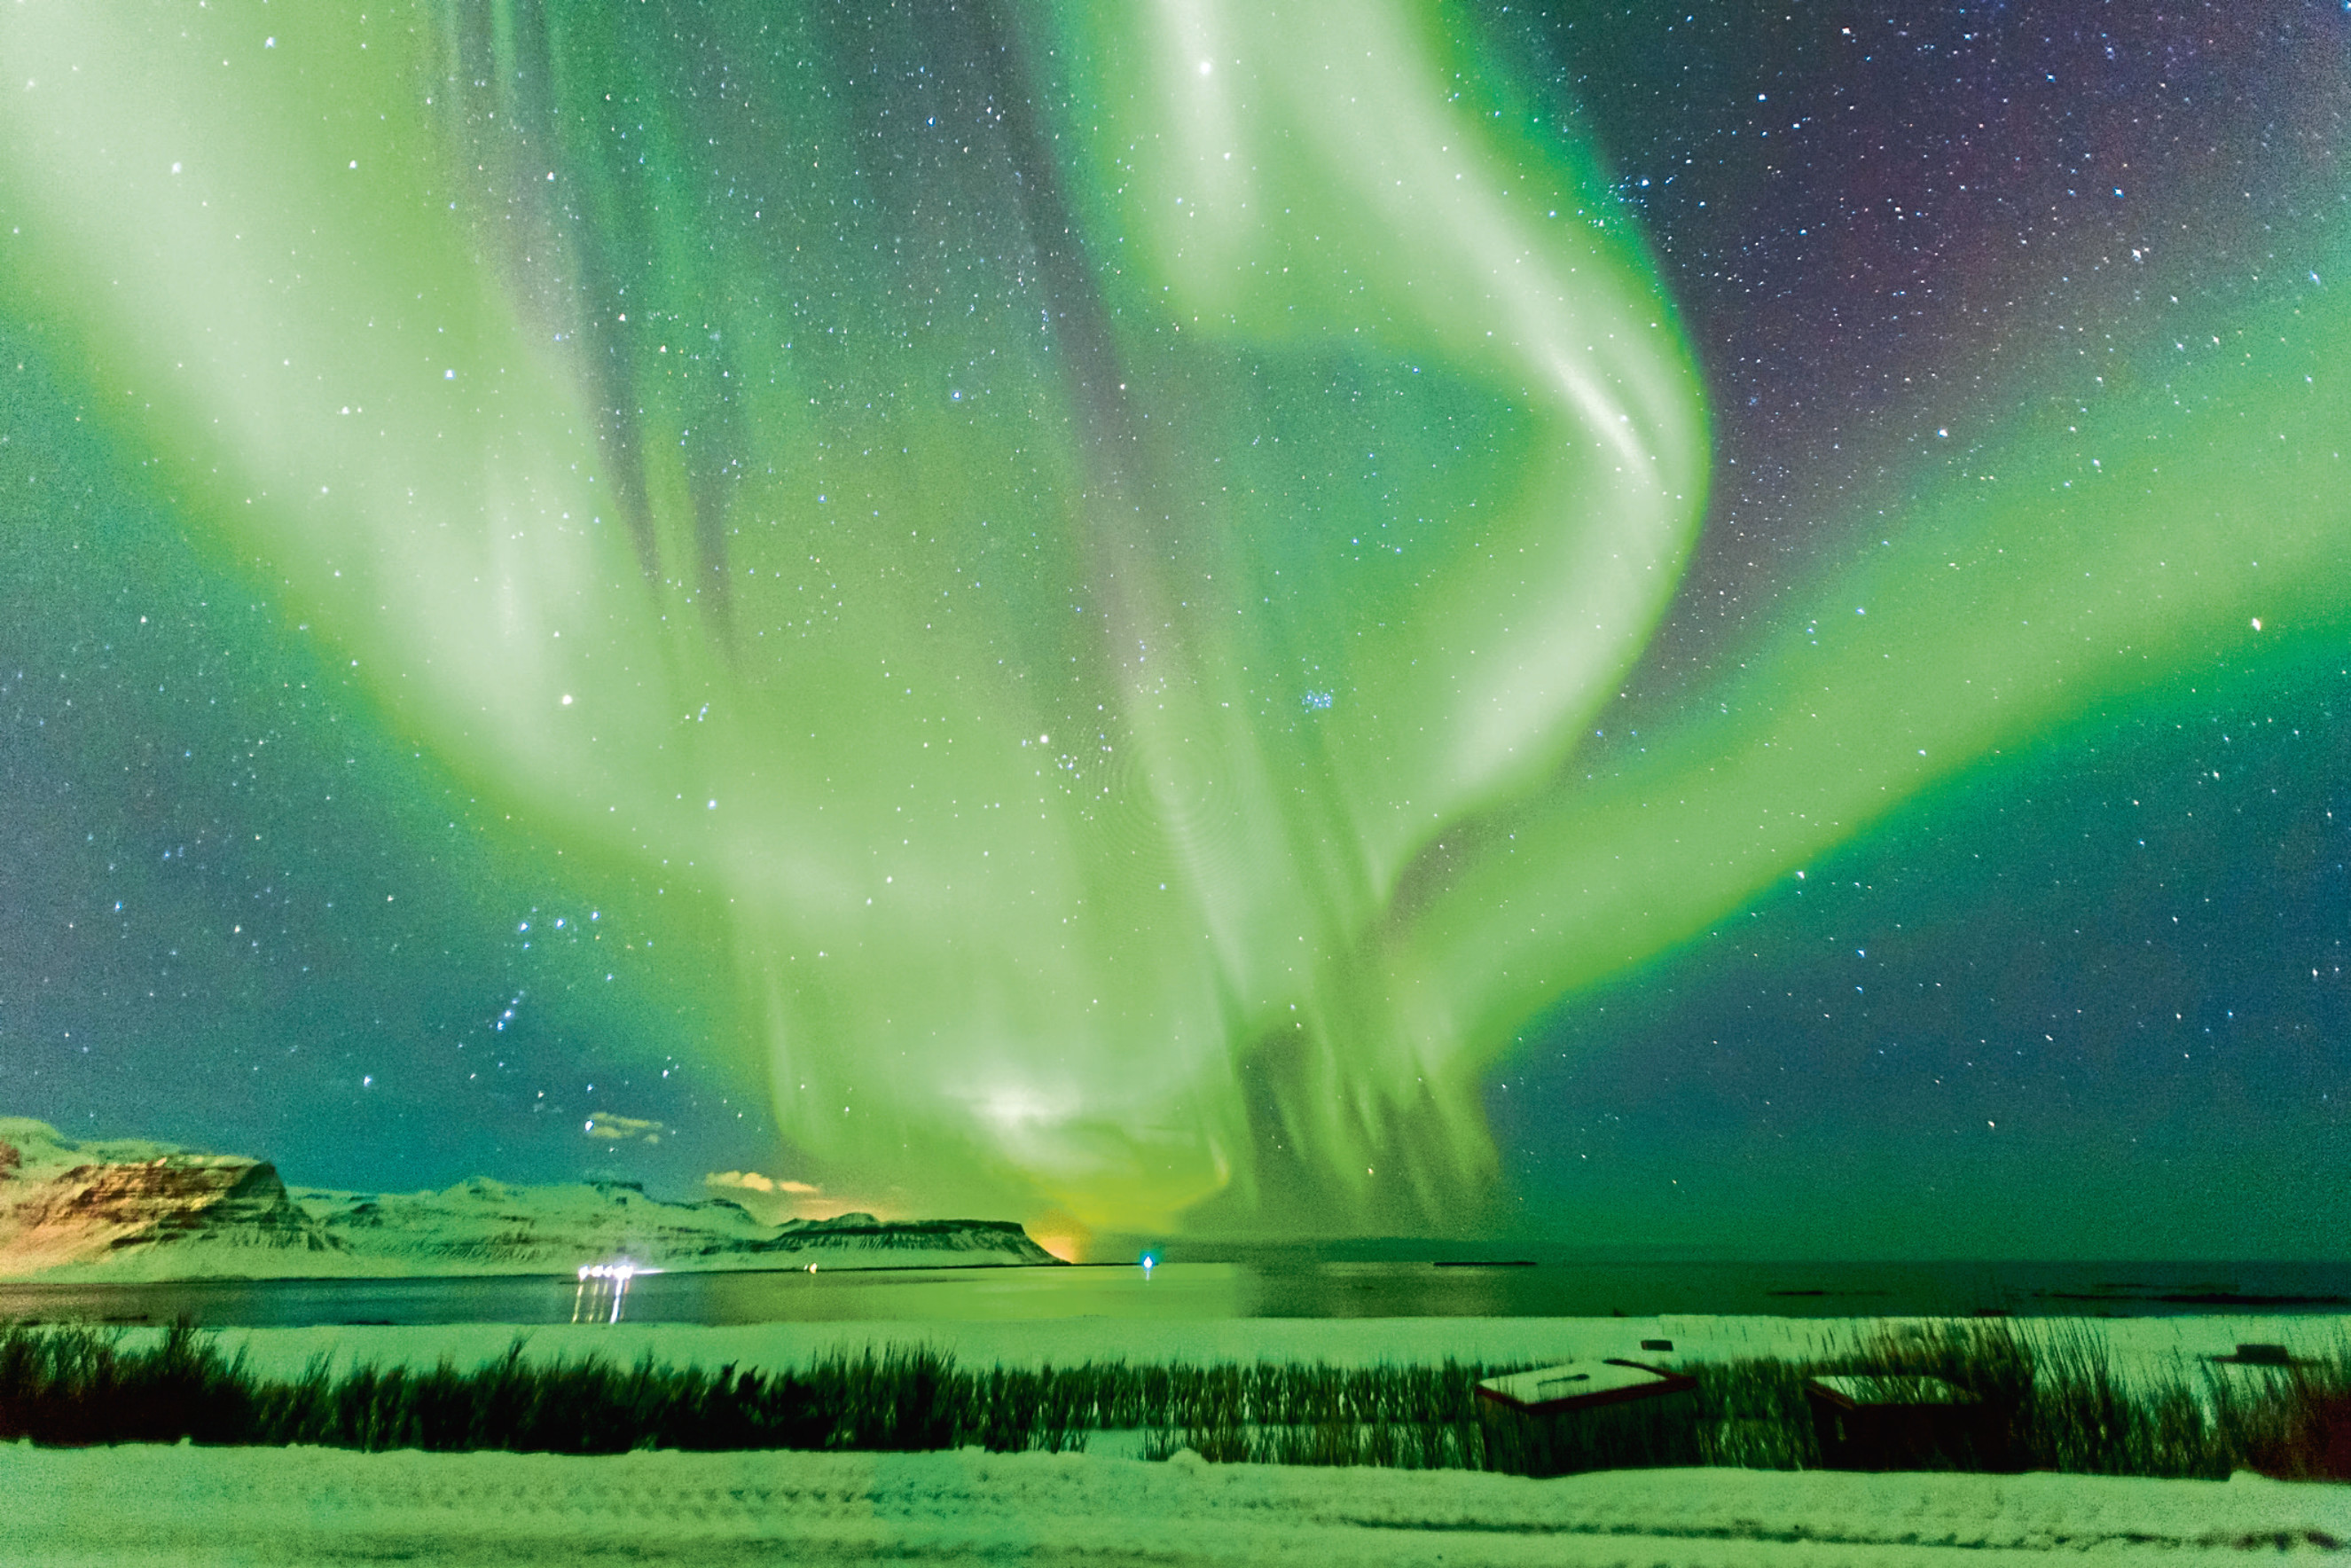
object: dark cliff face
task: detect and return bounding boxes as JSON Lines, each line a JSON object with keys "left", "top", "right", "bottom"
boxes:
{"left": 752, "top": 1214, "right": 1061, "bottom": 1264}
{"left": 3, "top": 1156, "right": 338, "bottom": 1263}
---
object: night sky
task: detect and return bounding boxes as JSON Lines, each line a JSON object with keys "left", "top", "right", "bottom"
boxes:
{"left": 1, "top": 2, "right": 2344, "bottom": 1258}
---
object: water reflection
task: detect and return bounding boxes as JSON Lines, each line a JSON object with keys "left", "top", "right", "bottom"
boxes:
{"left": 572, "top": 1263, "right": 662, "bottom": 1324}
{"left": 0, "top": 1259, "right": 2342, "bottom": 1330}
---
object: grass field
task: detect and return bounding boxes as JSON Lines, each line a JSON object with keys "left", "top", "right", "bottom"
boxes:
{"left": 3, "top": 1318, "right": 2343, "bottom": 1481}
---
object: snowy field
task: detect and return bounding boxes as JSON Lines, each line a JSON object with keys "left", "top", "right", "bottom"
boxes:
{"left": 7, "top": 1314, "right": 2345, "bottom": 1564}
{"left": 4, "top": 1440, "right": 2344, "bottom": 1565}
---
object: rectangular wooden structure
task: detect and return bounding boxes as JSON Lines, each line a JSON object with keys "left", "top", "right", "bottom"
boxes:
{"left": 1804, "top": 1373, "right": 1988, "bottom": 1471}
{"left": 1475, "top": 1358, "right": 1700, "bottom": 1478}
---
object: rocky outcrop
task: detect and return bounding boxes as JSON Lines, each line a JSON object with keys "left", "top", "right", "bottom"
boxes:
{"left": 0, "top": 1119, "right": 339, "bottom": 1278}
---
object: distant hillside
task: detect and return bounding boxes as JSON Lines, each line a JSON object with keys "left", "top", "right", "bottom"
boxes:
{"left": 0, "top": 1117, "right": 1061, "bottom": 1281}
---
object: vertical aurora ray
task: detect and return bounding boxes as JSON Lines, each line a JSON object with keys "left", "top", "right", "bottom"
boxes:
{"left": 0, "top": 0, "right": 1704, "bottom": 1229}
{"left": 1, "top": 1, "right": 2339, "bottom": 1235}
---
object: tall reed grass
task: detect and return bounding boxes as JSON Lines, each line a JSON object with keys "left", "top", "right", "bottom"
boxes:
{"left": 0, "top": 1318, "right": 2341, "bottom": 1480}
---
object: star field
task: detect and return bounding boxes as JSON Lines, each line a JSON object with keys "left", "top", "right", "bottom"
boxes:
{"left": 0, "top": 0, "right": 2344, "bottom": 1254}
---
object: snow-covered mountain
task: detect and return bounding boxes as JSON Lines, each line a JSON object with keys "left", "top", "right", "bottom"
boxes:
{"left": 0, "top": 1117, "right": 1060, "bottom": 1281}
{"left": 289, "top": 1178, "right": 1060, "bottom": 1275}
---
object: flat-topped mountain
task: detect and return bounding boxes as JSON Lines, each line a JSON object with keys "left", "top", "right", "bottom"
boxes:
{"left": 0, "top": 1117, "right": 1060, "bottom": 1282}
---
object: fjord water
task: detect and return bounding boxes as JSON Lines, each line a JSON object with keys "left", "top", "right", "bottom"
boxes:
{"left": 2, "top": 1259, "right": 2343, "bottom": 1330}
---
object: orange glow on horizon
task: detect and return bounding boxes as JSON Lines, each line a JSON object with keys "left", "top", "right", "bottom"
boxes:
{"left": 702, "top": 1171, "right": 892, "bottom": 1226}
{"left": 1026, "top": 1209, "right": 1090, "bottom": 1263}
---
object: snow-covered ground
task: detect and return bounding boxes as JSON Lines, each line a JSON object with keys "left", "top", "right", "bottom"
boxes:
{"left": 4, "top": 1439, "right": 2343, "bottom": 1565}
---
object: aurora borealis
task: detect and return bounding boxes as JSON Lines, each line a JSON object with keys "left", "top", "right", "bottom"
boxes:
{"left": 2, "top": 2, "right": 2345, "bottom": 1256}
